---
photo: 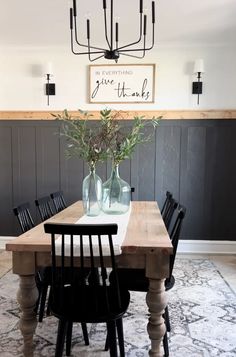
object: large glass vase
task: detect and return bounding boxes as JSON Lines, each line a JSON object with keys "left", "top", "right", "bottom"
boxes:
{"left": 102, "top": 164, "right": 131, "bottom": 215}
{"left": 82, "top": 166, "right": 102, "bottom": 216}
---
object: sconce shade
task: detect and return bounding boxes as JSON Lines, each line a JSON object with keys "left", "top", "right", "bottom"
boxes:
{"left": 45, "top": 61, "right": 53, "bottom": 75}
{"left": 194, "top": 59, "right": 204, "bottom": 73}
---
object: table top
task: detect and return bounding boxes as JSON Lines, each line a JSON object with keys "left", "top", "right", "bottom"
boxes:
{"left": 6, "top": 201, "right": 172, "bottom": 256}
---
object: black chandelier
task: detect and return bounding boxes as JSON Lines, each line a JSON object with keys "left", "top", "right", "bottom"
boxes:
{"left": 69, "top": 0, "right": 156, "bottom": 62}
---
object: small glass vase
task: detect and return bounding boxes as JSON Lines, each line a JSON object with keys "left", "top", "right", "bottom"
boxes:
{"left": 102, "top": 164, "right": 131, "bottom": 215}
{"left": 82, "top": 165, "right": 102, "bottom": 216}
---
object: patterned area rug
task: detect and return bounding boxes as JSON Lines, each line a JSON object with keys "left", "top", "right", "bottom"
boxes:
{"left": 0, "top": 259, "right": 235, "bottom": 357}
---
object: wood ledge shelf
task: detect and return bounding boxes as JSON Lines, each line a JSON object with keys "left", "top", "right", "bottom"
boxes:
{"left": 0, "top": 110, "right": 236, "bottom": 120}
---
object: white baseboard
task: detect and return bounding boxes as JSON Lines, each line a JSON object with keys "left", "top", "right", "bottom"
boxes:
{"left": 1, "top": 236, "right": 236, "bottom": 254}
{"left": 178, "top": 240, "right": 236, "bottom": 254}
{"left": 0, "top": 236, "right": 16, "bottom": 250}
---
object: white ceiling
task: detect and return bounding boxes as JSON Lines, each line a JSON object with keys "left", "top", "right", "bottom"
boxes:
{"left": 0, "top": 0, "right": 236, "bottom": 48}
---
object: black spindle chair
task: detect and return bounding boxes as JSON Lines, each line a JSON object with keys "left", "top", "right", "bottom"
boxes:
{"left": 163, "top": 197, "right": 178, "bottom": 230}
{"left": 131, "top": 187, "right": 135, "bottom": 201}
{"left": 110, "top": 205, "right": 186, "bottom": 357}
{"left": 35, "top": 196, "right": 55, "bottom": 222}
{"left": 34, "top": 196, "right": 89, "bottom": 345}
{"left": 44, "top": 223, "right": 130, "bottom": 357}
{"left": 13, "top": 203, "right": 43, "bottom": 315}
{"left": 13, "top": 202, "right": 89, "bottom": 346}
{"left": 13, "top": 202, "right": 35, "bottom": 233}
{"left": 50, "top": 191, "right": 67, "bottom": 213}
{"left": 161, "top": 191, "right": 172, "bottom": 220}
{"left": 34, "top": 196, "right": 55, "bottom": 322}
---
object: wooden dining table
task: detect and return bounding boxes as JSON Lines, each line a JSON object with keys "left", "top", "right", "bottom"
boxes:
{"left": 6, "top": 200, "right": 173, "bottom": 357}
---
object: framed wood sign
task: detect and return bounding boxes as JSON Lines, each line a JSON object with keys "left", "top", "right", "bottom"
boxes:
{"left": 89, "top": 64, "right": 155, "bottom": 103}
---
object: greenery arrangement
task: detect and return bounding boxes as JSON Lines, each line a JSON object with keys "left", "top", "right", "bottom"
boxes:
{"left": 53, "top": 109, "right": 161, "bottom": 167}
{"left": 53, "top": 109, "right": 108, "bottom": 169}
{"left": 99, "top": 109, "right": 160, "bottom": 166}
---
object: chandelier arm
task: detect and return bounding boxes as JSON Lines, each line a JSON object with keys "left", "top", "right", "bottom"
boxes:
{"left": 74, "top": 18, "right": 107, "bottom": 52}
{"left": 71, "top": 48, "right": 105, "bottom": 56}
{"left": 70, "top": 7, "right": 106, "bottom": 52}
{"left": 119, "top": 23, "right": 154, "bottom": 53}
{"left": 88, "top": 53, "right": 105, "bottom": 62}
{"left": 88, "top": 38, "right": 105, "bottom": 62}
{"left": 119, "top": 35, "right": 146, "bottom": 58}
{"left": 71, "top": 31, "right": 105, "bottom": 55}
{"left": 70, "top": 4, "right": 105, "bottom": 51}
{"left": 116, "top": 14, "right": 143, "bottom": 51}
{"left": 120, "top": 52, "right": 145, "bottom": 59}
{"left": 103, "top": 8, "right": 111, "bottom": 49}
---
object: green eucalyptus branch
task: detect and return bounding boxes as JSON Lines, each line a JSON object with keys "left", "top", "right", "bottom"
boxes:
{"left": 53, "top": 109, "right": 161, "bottom": 167}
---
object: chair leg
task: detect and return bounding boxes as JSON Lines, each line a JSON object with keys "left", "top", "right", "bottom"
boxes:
{"left": 55, "top": 319, "right": 67, "bottom": 357}
{"left": 107, "top": 321, "right": 118, "bottom": 357}
{"left": 116, "top": 318, "right": 125, "bottom": 357}
{"left": 164, "top": 306, "right": 171, "bottom": 332}
{"left": 66, "top": 321, "right": 73, "bottom": 356}
{"left": 34, "top": 275, "right": 42, "bottom": 314}
{"left": 38, "top": 285, "right": 48, "bottom": 322}
{"left": 46, "top": 287, "right": 51, "bottom": 316}
{"left": 163, "top": 331, "right": 169, "bottom": 357}
{"left": 81, "top": 322, "right": 89, "bottom": 345}
{"left": 34, "top": 288, "right": 41, "bottom": 314}
{"left": 104, "top": 333, "right": 109, "bottom": 351}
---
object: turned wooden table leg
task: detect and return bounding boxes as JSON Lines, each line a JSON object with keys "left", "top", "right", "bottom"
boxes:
{"left": 17, "top": 275, "right": 39, "bottom": 357}
{"left": 146, "top": 278, "right": 167, "bottom": 357}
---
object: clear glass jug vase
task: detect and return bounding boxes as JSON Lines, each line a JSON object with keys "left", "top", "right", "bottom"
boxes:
{"left": 82, "top": 165, "right": 102, "bottom": 216}
{"left": 102, "top": 164, "right": 131, "bottom": 215}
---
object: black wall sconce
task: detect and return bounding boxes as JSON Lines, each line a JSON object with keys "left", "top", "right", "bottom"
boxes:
{"left": 45, "top": 62, "right": 55, "bottom": 106}
{"left": 192, "top": 59, "right": 204, "bottom": 105}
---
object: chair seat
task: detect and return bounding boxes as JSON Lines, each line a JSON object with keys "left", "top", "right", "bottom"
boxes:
{"left": 113, "top": 269, "right": 148, "bottom": 292}
{"left": 110, "top": 268, "right": 175, "bottom": 293}
{"left": 50, "top": 285, "right": 130, "bottom": 323}
{"left": 37, "top": 266, "right": 91, "bottom": 284}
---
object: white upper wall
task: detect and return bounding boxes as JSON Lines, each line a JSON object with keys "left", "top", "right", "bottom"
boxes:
{"left": 0, "top": 45, "right": 235, "bottom": 110}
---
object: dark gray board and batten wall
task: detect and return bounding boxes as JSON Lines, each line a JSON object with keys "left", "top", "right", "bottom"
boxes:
{"left": 0, "top": 119, "right": 236, "bottom": 240}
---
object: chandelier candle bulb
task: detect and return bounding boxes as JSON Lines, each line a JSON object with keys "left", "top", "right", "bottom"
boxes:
{"left": 115, "top": 22, "right": 119, "bottom": 43}
{"left": 152, "top": 1, "right": 155, "bottom": 23}
{"left": 144, "top": 15, "right": 147, "bottom": 35}
{"left": 87, "top": 19, "right": 90, "bottom": 39}
{"left": 73, "top": 0, "right": 77, "bottom": 16}
{"left": 70, "top": 8, "right": 73, "bottom": 29}
{"left": 140, "top": 0, "right": 143, "bottom": 13}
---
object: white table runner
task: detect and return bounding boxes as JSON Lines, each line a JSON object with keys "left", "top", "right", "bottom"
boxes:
{"left": 55, "top": 205, "right": 131, "bottom": 256}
